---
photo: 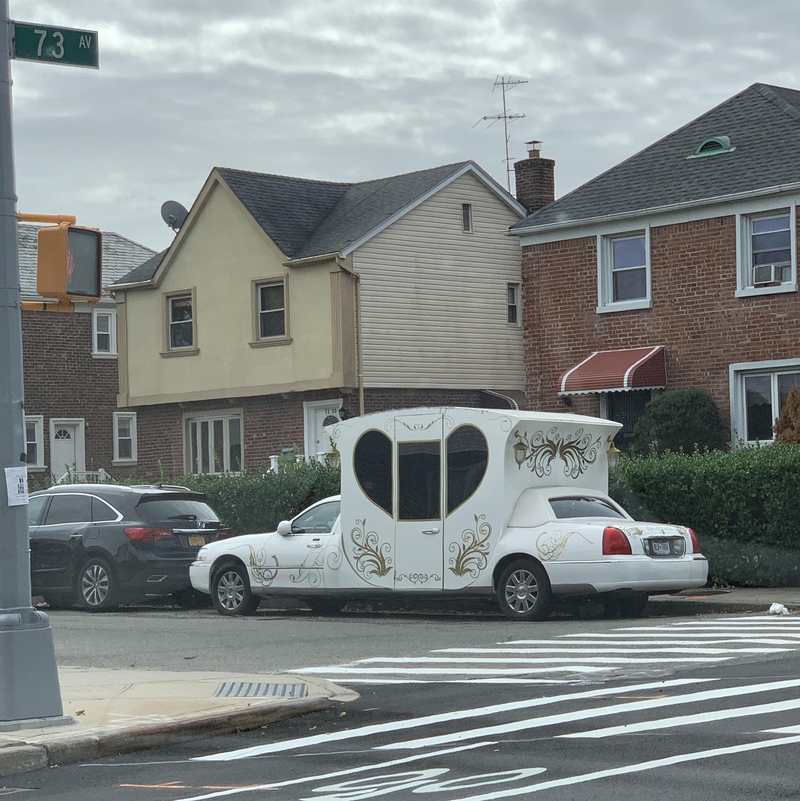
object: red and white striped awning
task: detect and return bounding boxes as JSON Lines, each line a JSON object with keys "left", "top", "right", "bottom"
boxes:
{"left": 559, "top": 346, "right": 667, "bottom": 395}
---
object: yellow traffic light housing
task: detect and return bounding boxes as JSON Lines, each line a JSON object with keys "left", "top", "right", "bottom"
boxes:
{"left": 36, "top": 223, "right": 102, "bottom": 304}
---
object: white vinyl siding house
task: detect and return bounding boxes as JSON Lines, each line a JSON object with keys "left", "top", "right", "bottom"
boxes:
{"left": 352, "top": 172, "right": 525, "bottom": 390}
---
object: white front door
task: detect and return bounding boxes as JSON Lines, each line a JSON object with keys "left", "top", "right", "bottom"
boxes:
{"left": 393, "top": 411, "right": 444, "bottom": 590}
{"left": 49, "top": 420, "right": 85, "bottom": 479}
{"left": 304, "top": 400, "right": 342, "bottom": 461}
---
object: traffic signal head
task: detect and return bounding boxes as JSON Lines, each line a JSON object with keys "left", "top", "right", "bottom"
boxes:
{"left": 36, "top": 223, "right": 102, "bottom": 303}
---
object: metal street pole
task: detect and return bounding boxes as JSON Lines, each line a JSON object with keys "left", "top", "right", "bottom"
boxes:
{"left": 0, "top": 0, "right": 64, "bottom": 723}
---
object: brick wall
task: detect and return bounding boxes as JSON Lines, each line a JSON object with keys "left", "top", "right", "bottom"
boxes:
{"left": 21, "top": 310, "right": 131, "bottom": 478}
{"left": 134, "top": 387, "right": 517, "bottom": 477}
{"left": 521, "top": 211, "right": 800, "bottom": 425}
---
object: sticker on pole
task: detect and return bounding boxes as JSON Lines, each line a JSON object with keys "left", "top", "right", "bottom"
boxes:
{"left": 4, "top": 467, "right": 28, "bottom": 507}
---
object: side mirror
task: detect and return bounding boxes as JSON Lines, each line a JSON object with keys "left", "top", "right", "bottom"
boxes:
{"left": 277, "top": 520, "right": 292, "bottom": 536}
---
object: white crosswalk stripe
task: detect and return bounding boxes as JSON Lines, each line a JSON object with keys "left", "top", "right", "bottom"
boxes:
{"left": 292, "top": 615, "right": 800, "bottom": 684}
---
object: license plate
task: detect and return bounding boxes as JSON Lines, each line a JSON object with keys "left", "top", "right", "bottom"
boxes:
{"left": 188, "top": 535, "right": 206, "bottom": 547}
{"left": 648, "top": 538, "right": 684, "bottom": 557}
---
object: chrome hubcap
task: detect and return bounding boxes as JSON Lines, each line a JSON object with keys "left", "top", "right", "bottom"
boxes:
{"left": 82, "top": 564, "right": 109, "bottom": 606}
{"left": 505, "top": 569, "right": 538, "bottom": 614}
{"left": 217, "top": 572, "right": 245, "bottom": 610}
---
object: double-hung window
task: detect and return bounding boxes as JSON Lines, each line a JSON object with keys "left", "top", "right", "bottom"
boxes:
{"left": 185, "top": 411, "right": 243, "bottom": 474}
{"left": 92, "top": 308, "right": 117, "bottom": 356}
{"left": 507, "top": 283, "right": 521, "bottom": 325}
{"left": 598, "top": 230, "right": 651, "bottom": 312}
{"left": 167, "top": 292, "right": 195, "bottom": 350}
{"left": 257, "top": 281, "right": 285, "bottom": 339}
{"left": 731, "top": 360, "right": 800, "bottom": 444}
{"left": 113, "top": 412, "right": 137, "bottom": 463}
{"left": 462, "top": 203, "right": 473, "bottom": 233}
{"left": 737, "top": 208, "right": 796, "bottom": 295}
{"left": 24, "top": 415, "right": 44, "bottom": 469}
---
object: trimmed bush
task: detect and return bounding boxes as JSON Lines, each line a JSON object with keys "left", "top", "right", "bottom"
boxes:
{"left": 774, "top": 385, "right": 800, "bottom": 444}
{"left": 609, "top": 444, "right": 800, "bottom": 586}
{"left": 631, "top": 389, "right": 727, "bottom": 454}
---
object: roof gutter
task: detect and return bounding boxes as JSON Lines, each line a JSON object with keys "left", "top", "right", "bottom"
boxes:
{"left": 507, "top": 179, "right": 800, "bottom": 237}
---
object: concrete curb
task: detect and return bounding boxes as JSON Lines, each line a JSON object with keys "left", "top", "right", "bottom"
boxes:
{"left": 0, "top": 696, "right": 336, "bottom": 777}
{"left": 647, "top": 598, "right": 800, "bottom": 616}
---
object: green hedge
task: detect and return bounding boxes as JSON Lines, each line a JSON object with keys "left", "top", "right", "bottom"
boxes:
{"left": 609, "top": 444, "right": 800, "bottom": 587}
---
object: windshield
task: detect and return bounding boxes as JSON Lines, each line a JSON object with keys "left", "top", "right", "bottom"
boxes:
{"left": 549, "top": 496, "right": 626, "bottom": 520}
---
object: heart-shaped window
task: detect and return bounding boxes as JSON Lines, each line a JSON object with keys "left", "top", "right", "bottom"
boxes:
{"left": 354, "top": 430, "right": 393, "bottom": 515}
{"left": 446, "top": 425, "right": 488, "bottom": 514}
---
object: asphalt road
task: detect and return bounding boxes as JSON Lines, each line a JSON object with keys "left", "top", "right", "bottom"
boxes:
{"left": 12, "top": 646, "right": 800, "bottom": 801}
{"left": 6, "top": 607, "right": 800, "bottom": 799}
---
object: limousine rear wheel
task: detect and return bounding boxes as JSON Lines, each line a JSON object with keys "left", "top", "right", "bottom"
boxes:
{"left": 212, "top": 562, "right": 261, "bottom": 616}
{"left": 497, "top": 559, "right": 552, "bottom": 621}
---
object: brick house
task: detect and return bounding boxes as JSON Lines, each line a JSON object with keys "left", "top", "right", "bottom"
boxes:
{"left": 509, "top": 84, "right": 800, "bottom": 448}
{"left": 113, "top": 162, "right": 526, "bottom": 476}
{"left": 19, "top": 223, "right": 155, "bottom": 480}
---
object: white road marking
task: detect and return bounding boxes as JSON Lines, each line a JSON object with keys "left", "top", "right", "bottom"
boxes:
{"left": 176, "top": 741, "right": 496, "bottom": 801}
{"left": 194, "top": 678, "right": 705, "bottom": 762}
{"left": 561, "top": 696, "right": 800, "bottom": 738}
{"left": 376, "top": 678, "right": 800, "bottom": 751}
{"left": 434, "top": 735, "right": 800, "bottom": 801}
{"left": 440, "top": 646, "right": 788, "bottom": 655}
{"left": 353, "top": 656, "right": 732, "bottom": 664}
{"left": 293, "top": 666, "right": 609, "bottom": 675}
{"left": 559, "top": 632, "right": 800, "bottom": 640}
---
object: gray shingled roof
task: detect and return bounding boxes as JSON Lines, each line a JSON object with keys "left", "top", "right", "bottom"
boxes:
{"left": 114, "top": 162, "right": 475, "bottom": 286}
{"left": 511, "top": 83, "right": 800, "bottom": 232}
{"left": 19, "top": 223, "right": 155, "bottom": 301}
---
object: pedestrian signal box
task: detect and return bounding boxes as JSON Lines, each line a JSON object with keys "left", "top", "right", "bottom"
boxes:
{"left": 36, "top": 223, "right": 102, "bottom": 303}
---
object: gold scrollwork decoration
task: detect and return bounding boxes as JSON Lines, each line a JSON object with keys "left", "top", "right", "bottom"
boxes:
{"left": 513, "top": 427, "right": 602, "bottom": 479}
{"left": 350, "top": 519, "right": 393, "bottom": 578}
{"left": 449, "top": 514, "right": 492, "bottom": 578}
{"left": 246, "top": 546, "right": 279, "bottom": 585}
{"left": 396, "top": 418, "right": 438, "bottom": 431}
{"left": 536, "top": 530, "right": 591, "bottom": 561}
{"left": 396, "top": 573, "right": 441, "bottom": 585}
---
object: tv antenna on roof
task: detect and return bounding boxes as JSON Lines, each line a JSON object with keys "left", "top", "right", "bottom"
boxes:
{"left": 474, "top": 75, "right": 527, "bottom": 192}
{"left": 160, "top": 200, "right": 189, "bottom": 233}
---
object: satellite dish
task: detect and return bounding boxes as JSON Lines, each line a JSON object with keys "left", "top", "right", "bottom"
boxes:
{"left": 160, "top": 200, "right": 189, "bottom": 233}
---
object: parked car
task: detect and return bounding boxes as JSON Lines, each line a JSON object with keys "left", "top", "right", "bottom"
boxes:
{"left": 27, "top": 483, "right": 229, "bottom": 611}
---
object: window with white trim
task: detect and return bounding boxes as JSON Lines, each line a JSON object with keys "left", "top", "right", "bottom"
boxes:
{"left": 168, "top": 293, "right": 194, "bottom": 349}
{"left": 185, "top": 411, "right": 243, "bottom": 474}
{"left": 731, "top": 361, "right": 800, "bottom": 444}
{"left": 598, "top": 230, "right": 651, "bottom": 312}
{"left": 25, "top": 415, "right": 44, "bottom": 469}
{"left": 507, "top": 283, "right": 520, "bottom": 325}
{"left": 92, "top": 308, "right": 117, "bottom": 356}
{"left": 256, "top": 281, "right": 286, "bottom": 339}
{"left": 738, "top": 209, "right": 796, "bottom": 294}
{"left": 113, "top": 412, "right": 137, "bottom": 463}
{"left": 462, "top": 203, "right": 473, "bottom": 233}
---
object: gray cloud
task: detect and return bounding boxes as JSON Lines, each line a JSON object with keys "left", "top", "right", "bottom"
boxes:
{"left": 10, "top": 0, "right": 800, "bottom": 251}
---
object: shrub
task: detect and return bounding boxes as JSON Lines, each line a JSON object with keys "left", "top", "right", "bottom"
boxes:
{"left": 609, "top": 443, "right": 800, "bottom": 586}
{"left": 631, "top": 389, "right": 727, "bottom": 454}
{"left": 774, "top": 385, "right": 800, "bottom": 443}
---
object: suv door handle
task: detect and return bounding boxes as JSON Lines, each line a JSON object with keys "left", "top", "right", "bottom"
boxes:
{"left": 69, "top": 533, "right": 83, "bottom": 540}
{"left": 421, "top": 528, "right": 440, "bottom": 535}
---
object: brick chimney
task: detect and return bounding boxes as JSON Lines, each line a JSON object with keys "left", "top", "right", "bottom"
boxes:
{"left": 514, "top": 140, "right": 555, "bottom": 215}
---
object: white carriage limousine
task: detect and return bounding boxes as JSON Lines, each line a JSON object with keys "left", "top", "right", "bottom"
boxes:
{"left": 190, "top": 408, "right": 708, "bottom": 620}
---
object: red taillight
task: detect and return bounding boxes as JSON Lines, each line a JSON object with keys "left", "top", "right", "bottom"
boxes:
{"left": 687, "top": 527, "right": 701, "bottom": 554}
{"left": 124, "top": 527, "right": 175, "bottom": 544}
{"left": 602, "top": 526, "right": 632, "bottom": 555}
{"left": 215, "top": 527, "right": 235, "bottom": 540}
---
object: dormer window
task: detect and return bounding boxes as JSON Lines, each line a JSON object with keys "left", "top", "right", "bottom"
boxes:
{"left": 688, "top": 136, "right": 735, "bottom": 159}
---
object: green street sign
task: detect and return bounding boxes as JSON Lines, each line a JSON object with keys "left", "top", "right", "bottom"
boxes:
{"left": 11, "top": 22, "right": 99, "bottom": 69}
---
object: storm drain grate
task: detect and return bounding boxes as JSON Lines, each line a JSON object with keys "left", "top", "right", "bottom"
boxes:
{"left": 214, "top": 682, "right": 308, "bottom": 699}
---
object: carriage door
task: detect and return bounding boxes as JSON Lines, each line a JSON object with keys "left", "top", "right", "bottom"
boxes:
{"left": 393, "top": 411, "right": 444, "bottom": 590}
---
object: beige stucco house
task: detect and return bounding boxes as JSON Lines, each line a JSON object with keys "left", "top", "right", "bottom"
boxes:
{"left": 113, "top": 161, "right": 526, "bottom": 476}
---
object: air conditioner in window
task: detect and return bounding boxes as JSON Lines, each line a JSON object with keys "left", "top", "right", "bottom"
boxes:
{"left": 753, "top": 263, "right": 789, "bottom": 285}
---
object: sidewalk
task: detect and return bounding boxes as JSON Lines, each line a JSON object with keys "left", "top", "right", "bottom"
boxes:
{"left": 0, "top": 668, "right": 356, "bottom": 778}
{"left": 1, "top": 586, "right": 799, "bottom": 780}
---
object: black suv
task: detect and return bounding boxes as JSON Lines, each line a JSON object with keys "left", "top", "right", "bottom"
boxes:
{"left": 27, "top": 484, "right": 228, "bottom": 611}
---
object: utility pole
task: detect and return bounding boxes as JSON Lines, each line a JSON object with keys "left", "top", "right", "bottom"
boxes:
{"left": 475, "top": 75, "right": 527, "bottom": 192}
{"left": 0, "top": 3, "right": 98, "bottom": 724}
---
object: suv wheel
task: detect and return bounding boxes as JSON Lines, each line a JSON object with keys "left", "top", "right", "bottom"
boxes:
{"left": 212, "top": 562, "right": 261, "bottom": 616}
{"left": 496, "top": 558, "right": 552, "bottom": 621}
{"left": 77, "top": 557, "right": 120, "bottom": 612}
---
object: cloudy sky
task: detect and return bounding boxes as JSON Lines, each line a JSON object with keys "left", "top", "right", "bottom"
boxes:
{"left": 9, "top": 0, "right": 800, "bottom": 252}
